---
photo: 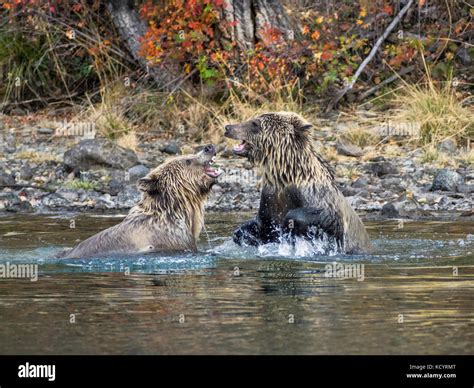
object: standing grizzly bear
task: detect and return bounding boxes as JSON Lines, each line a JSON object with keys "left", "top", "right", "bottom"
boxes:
{"left": 224, "top": 112, "right": 371, "bottom": 254}
{"left": 61, "top": 145, "right": 221, "bottom": 258}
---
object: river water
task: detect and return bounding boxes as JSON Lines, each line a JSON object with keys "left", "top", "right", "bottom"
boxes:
{"left": 0, "top": 212, "right": 473, "bottom": 354}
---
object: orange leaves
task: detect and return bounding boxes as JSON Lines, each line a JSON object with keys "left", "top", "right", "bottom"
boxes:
{"left": 383, "top": 4, "right": 393, "bottom": 15}
{"left": 321, "top": 51, "right": 334, "bottom": 61}
{"left": 311, "top": 30, "right": 320, "bottom": 41}
{"left": 72, "top": 3, "right": 82, "bottom": 13}
{"left": 388, "top": 46, "right": 416, "bottom": 67}
{"left": 188, "top": 21, "right": 203, "bottom": 31}
{"left": 138, "top": 0, "right": 227, "bottom": 78}
{"left": 260, "top": 26, "right": 285, "bottom": 47}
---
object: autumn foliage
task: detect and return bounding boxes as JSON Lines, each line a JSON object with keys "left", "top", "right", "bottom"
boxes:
{"left": 1, "top": 0, "right": 472, "bottom": 108}
{"left": 137, "top": 0, "right": 472, "bottom": 100}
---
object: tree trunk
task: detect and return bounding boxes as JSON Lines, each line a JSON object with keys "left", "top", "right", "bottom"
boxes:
{"left": 107, "top": 0, "right": 293, "bottom": 90}
{"left": 107, "top": 0, "right": 185, "bottom": 90}
{"left": 222, "top": 0, "right": 295, "bottom": 50}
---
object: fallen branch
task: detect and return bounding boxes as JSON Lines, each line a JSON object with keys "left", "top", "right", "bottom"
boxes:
{"left": 0, "top": 94, "right": 78, "bottom": 109}
{"left": 0, "top": 184, "right": 52, "bottom": 191}
{"left": 357, "top": 65, "right": 416, "bottom": 101}
{"left": 326, "top": 0, "right": 415, "bottom": 111}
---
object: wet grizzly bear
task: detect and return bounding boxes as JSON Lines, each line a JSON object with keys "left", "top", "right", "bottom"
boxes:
{"left": 61, "top": 145, "right": 221, "bottom": 259}
{"left": 224, "top": 112, "right": 371, "bottom": 254}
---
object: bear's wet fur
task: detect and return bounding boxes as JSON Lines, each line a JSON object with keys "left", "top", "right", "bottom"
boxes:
{"left": 225, "top": 112, "right": 371, "bottom": 253}
{"left": 60, "top": 145, "right": 221, "bottom": 258}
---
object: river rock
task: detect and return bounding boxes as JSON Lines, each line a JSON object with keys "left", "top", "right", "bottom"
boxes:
{"left": 42, "top": 193, "right": 70, "bottom": 209}
{"left": 456, "top": 184, "right": 474, "bottom": 194}
{"left": 366, "top": 160, "right": 397, "bottom": 177}
{"left": 160, "top": 142, "right": 181, "bottom": 155}
{"left": 381, "top": 177, "right": 405, "bottom": 192}
{"left": 108, "top": 178, "right": 124, "bottom": 196}
{"left": 0, "top": 192, "right": 18, "bottom": 211}
{"left": 352, "top": 175, "right": 370, "bottom": 188}
{"left": 95, "top": 194, "right": 116, "bottom": 210}
{"left": 19, "top": 164, "right": 34, "bottom": 181}
{"left": 37, "top": 127, "right": 54, "bottom": 135}
{"left": 342, "top": 186, "right": 361, "bottom": 197}
{"left": 63, "top": 139, "right": 139, "bottom": 172}
{"left": 5, "top": 198, "right": 34, "bottom": 213}
{"left": 0, "top": 172, "right": 15, "bottom": 186}
{"left": 381, "top": 202, "right": 400, "bottom": 218}
{"left": 336, "top": 140, "right": 364, "bottom": 157}
{"left": 56, "top": 188, "right": 79, "bottom": 202}
{"left": 116, "top": 185, "right": 140, "bottom": 208}
{"left": 437, "top": 139, "right": 457, "bottom": 153}
{"left": 5, "top": 131, "right": 16, "bottom": 153}
{"left": 128, "top": 164, "right": 150, "bottom": 182}
{"left": 431, "top": 169, "right": 462, "bottom": 191}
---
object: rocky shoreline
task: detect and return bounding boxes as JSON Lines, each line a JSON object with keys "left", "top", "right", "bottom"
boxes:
{"left": 0, "top": 120, "right": 473, "bottom": 220}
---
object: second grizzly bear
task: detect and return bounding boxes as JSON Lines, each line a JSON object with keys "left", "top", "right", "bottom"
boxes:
{"left": 61, "top": 145, "right": 221, "bottom": 258}
{"left": 225, "top": 112, "right": 371, "bottom": 254}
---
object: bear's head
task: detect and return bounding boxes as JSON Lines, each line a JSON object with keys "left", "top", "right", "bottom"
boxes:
{"left": 137, "top": 144, "right": 221, "bottom": 207}
{"left": 224, "top": 111, "right": 313, "bottom": 165}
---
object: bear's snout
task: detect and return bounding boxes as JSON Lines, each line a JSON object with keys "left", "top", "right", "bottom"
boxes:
{"left": 224, "top": 124, "right": 237, "bottom": 139}
{"left": 203, "top": 144, "right": 216, "bottom": 155}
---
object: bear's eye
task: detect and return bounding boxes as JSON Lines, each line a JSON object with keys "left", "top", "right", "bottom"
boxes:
{"left": 251, "top": 121, "right": 260, "bottom": 133}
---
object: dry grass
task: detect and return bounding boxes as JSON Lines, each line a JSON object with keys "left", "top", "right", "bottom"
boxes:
{"left": 72, "top": 64, "right": 319, "bottom": 148}
{"left": 82, "top": 84, "right": 136, "bottom": 140}
{"left": 16, "top": 150, "right": 59, "bottom": 163}
{"left": 116, "top": 131, "right": 139, "bottom": 151}
{"left": 336, "top": 165, "right": 362, "bottom": 180}
{"left": 457, "top": 148, "right": 474, "bottom": 166}
{"left": 340, "top": 127, "right": 379, "bottom": 148}
{"left": 126, "top": 75, "right": 315, "bottom": 145}
{"left": 390, "top": 80, "right": 473, "bottom": 146}
{"left": 320, "top": 146, "right": 339, "bottom": 162}
{"left": 417, "top": 146, "right": 459, "bottom": 168}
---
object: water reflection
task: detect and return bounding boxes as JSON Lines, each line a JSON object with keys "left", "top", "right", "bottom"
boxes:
{"left": 0, "top": 213, "right": 473, "bottom": 354}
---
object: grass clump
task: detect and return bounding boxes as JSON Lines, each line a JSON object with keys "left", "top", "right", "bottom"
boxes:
{"left": 66, "top": 179, "right": 98, "bottom": 191}
{"left": 15, "top": 150, "right": 59, "bottom": 163}
{"left": 340, "top": 127, "right": 378, "bottom": 148}
{"left": 391, "top": 80, "right": 473, "bottom": 146}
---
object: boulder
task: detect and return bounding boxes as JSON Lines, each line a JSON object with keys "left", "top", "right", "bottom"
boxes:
{"left": 0, "top": 172, "right": 15, "bottom": 186}
{"left": 366, "top": 160, "right": 397, "bottom": 177}
{"left": 336, "top": 140, "right": 364, "bottom": 157}
{"left": 431, "top": 169, "right": 462, "bottom": 191}
{"left": 128, "top": 164, "right": 150, "bottom": 182}
{"left": 63, "top": 139, "right": 138, "bottom": 172}
{"left": 160, "top": 142, "right": 181, "bottom": 155}
{"left": 437, "top": 138, "right": 457, "bottom": 153}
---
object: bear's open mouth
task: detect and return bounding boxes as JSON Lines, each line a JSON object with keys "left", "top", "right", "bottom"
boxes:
{"left": 233, "top": 140, "right": 248, "bottom": 156}
{"left": 205, "top": 156, "right": 222, "bottom": 178}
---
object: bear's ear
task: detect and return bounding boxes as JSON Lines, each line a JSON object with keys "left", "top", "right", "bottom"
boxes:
{"left": 137, "top": 178, "right": 160, "bottom": 194}
{"left": 297, "top": 122, "right": 313, "bottom": 132}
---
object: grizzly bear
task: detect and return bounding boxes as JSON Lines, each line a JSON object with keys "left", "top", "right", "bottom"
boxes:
{"left": 61, "top": 145, "right": 221, "bottom": 258}
{"left": 224, "top": 112, "right": 371, "bottom": 254}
